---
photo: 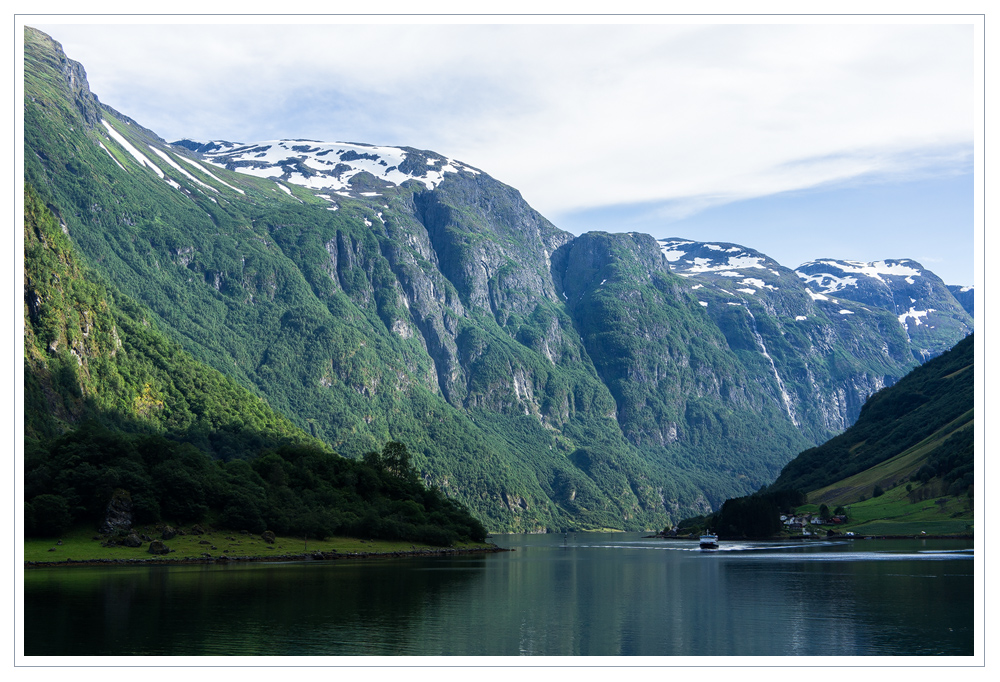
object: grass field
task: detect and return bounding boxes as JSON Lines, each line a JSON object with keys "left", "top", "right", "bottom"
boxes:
{"left": 807, "top": 414, "right": 973, "bottom": 508}
{"left": 24, "top": 525, "right": 495, "bottom": 564}
{"left": 798, "top": 476, "right": 973, "bottom": 537}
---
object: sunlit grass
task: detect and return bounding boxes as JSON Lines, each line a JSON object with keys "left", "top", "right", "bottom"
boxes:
{"left": 796, "top": 477, "right": 972, "bottom": 537}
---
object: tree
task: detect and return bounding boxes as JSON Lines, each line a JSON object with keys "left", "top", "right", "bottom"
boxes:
{"left": 28, "top": 494, "right": 73, "bottom": 537}
{"left": 818, "top": 504, "right": 830, "bottom": 521}
{"left": 381, "top": 441, "right": 416, "bottom": 481}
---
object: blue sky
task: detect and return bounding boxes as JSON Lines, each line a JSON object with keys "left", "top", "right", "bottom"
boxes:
{"left": 27, "top": 19, "right": 978, "bottom": 285}
{"left": 556, "top": 167, "right": 974, "bottom": 284}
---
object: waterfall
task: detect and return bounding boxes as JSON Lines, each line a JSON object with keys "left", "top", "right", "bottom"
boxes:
{"left": 744, "top": 306, "right": 799, "bottom": 426}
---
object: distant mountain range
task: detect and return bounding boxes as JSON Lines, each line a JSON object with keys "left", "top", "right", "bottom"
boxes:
{"left": 22, "top": 26, "right": 973, "bottom": 532}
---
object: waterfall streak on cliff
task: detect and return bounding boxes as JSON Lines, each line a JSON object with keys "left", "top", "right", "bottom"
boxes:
{"left": 744, "top": 306, "right": 799, "bottom": 426}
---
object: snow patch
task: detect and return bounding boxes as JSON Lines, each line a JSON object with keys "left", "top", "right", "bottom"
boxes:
{"left": 148, "top": 146, "right": 219, "bottom": 193}
{"left": 98, "top": 141, "right": 125, "bottom": 170}
{"left": 898, "top": 307, "right": 935, "bottom": 330}
{"left": 183, "top": 157, "right": 245, "bottom": 194}
{"left": 101, "top": 120, "right": 163, "bottom": 178}
{"left": 801, "top": 258, "right": 922, "bottom": 283}
{"left": 195, "top": 138, "right": 476, "bottom": 194}
{"left": 796, "top": 270, "right": 858, "bottom": 293}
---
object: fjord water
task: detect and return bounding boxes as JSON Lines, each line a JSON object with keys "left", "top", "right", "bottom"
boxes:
{"left": 24, "top": 534, "right": 972, "bottom": 656}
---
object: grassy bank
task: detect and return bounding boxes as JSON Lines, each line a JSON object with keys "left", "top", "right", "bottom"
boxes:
{"left": 794, "top": 478, "right": 973, "bottom": 538}
{"left": 24, "top": 525, "right": 498, "bottom": 565}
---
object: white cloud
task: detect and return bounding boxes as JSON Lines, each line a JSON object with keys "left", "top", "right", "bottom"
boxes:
{"left": 34, "top": 22, "right": 973, "bottom": 220}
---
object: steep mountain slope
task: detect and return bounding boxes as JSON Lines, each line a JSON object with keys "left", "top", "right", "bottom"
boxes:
{"left": 24, "top": 26, "right": 681, "bottom": 531}
{"left": 659, "top": 239, "right": 920, "bottom": 434}
{"left": 770, "top": 333, "right": 973, "bottom": 497}
{"left": 947, "top": 284, "right": 975, "bottom": 319}
{"left": 24, "top": 181, "right": 488, "bottom": 545}
{"left": 23, "top": 26, "right": 974, "bottom": 531}
{"left": 23, "top": 181, "right": 317, "bottom": 455}
{"left": 795, "top": 258, "right": 973, "bottom": 360}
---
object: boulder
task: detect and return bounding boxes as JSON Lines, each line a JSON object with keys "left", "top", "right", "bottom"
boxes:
{"left": 189, "top": 524, "right": 206, "bottom": 535}
{"left": 161, "top": 525, "right": 177, "bottom": 540}
{"left": 261, "top": 530, "right": 276, "bottom": 544}
{"left": 99, "top": 489, "right": 133, "bottom": 535}
{"left": 148, "top": 540, "right": 170, "bottom": 555}
{"left": 122, "top": 532, "right": 142, "bottom": 548}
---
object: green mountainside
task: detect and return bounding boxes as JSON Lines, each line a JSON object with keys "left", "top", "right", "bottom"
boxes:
{"left": 23, "top": 26, "right": 974, "bottom": 532}
{"left": 680, "top": 333, "right": 973, "bottom": 539}
{"left": 24, "top": 181, "right": 487, "bottom": 544}
{"left": 770, "top": 333, "right": 973, "bottom": 502}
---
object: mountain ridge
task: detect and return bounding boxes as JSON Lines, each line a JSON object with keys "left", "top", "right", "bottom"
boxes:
{"left": 23, "top": 26, "right": 973, "bottom": 531}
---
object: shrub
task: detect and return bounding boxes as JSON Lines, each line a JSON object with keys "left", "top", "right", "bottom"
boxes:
{"left": 28, "top": 494, "right": 73, "bottom": 537}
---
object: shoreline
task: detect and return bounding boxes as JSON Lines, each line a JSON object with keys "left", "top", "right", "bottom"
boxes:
{"left": 24, "top": 544, "right": 511, "bottom": 569}
{"left": 645, "top": 534, "right": 973, "bottom": 541}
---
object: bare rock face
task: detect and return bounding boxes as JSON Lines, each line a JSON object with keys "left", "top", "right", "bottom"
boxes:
{"left": 99, "top": 488, "right": 133, "bottom": 535}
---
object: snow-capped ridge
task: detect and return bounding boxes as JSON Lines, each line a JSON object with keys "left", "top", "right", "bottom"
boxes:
{"left": 171, "top": 137, "right": 481, "bottom": 196}
{"left": 795, "top": 258, "right": 926, "bottom": 295}
{"left": 658, "top": 238, "right": 778, "bottom": 275}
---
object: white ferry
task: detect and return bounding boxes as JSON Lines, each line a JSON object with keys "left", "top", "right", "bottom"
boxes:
{"left": 699, "top": 533, "right": 719, "bottom": 549}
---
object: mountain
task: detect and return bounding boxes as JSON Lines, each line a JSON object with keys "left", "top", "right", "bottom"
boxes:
{"left": 795, "top": 258, "right": 973, "bottom": 361}
{"left": 22, "top": 27, "right": 974, "bottom": 532}
{"left": 770, "top": 333, "right": 973, "bottom": 499}
{"left": 947, "top": 284, "right": 975, "bottom": 318}
{"left": 659, "top": 239, "right": 918, "bottom": 434}
{"left": 24, "top": 180, "right": 489, "bottom": 545}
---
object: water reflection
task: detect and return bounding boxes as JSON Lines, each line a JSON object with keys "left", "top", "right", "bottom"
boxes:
{"left": 24, "top": 534, "right": 973, "bottom": 656}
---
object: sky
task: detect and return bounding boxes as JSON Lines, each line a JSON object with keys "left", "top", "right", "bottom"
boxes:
{"left": 27, "top": 18, "right": 979, "bottom": 285}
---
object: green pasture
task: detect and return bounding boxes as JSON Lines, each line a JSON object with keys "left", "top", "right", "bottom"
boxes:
{"left": 24, "top": 525, "right": 493, "bottom": 564}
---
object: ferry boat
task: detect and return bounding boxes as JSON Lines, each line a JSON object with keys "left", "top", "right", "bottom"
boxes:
{"left": 699, "top": 533, "right": 719, "bottom": 549}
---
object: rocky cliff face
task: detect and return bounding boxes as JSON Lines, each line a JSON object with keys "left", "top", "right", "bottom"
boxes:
{"left": 796, "top": 258, "right": 973, "bottom": 361}
{"left": 23, "top": 25, "right": 974, "bottom": 531}
{"left": 659, "top": 239, "right": 923, "bottom": 435}
{"left": 947, "top": 285, "right": 974, "bottom": 318}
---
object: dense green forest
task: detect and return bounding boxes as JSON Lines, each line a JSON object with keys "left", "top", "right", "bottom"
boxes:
{"left": 24, "top": 182, "right": 486, "bottom": 544}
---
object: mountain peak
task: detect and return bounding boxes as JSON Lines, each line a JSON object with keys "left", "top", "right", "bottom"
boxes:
{"left": 171, "top": 138, "right": 482, "bottom": 196}
{"left": 795, "top": 258, "right": 928, "bottom": 294}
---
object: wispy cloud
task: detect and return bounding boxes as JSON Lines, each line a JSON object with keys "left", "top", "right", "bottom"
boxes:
{"left": 33, "top": 21, "right": 973, "bottom": 221}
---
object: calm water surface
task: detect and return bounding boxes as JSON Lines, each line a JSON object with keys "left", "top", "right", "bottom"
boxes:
{"left": 24, "top": 534, "right": 973, "bottom": 656}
